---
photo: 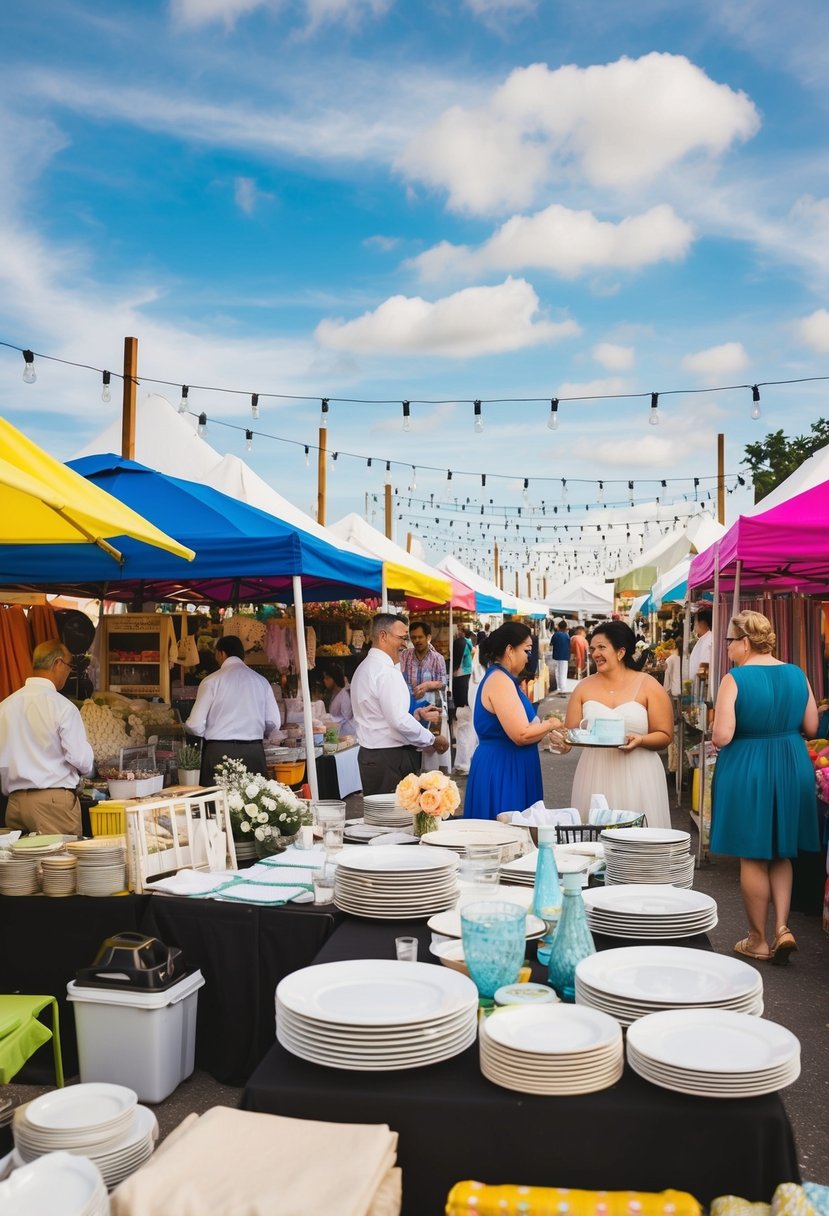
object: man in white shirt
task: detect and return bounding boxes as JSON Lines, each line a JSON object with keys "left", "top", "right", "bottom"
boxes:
{"left": 186, "top": 635, "right": 280, "bottom": 785}
{"left": 689, "top": 608, "right": 713, "bottom": 682}
{"left": 350, "top": 614, "right": 448, "bottom": 795}
{"left": 0, "top": 639, "right": 94, "bottom": 836}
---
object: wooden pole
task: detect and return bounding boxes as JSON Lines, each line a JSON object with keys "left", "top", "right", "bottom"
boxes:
{"left": 526, "top": 572, "right": 531, "bottom": 598}
{"left": 493, "top": 543, "right": 499, "bottom": 585}
{"left": 385, "top": 481, "right": 392, "bottom": 540}
{"left": 317, "top": 427, "right": 327, "bottom": 525}
{"left": 121, "top": 336, "right": 138, "bottom": 460}
{"left": 514, "top": 571, "right": 519, "bottom": 597}
{"left": 543, "top": 576, "right": 548, "bottom": 599}
{"left": 499, "top": 564, "right": 504, "bottom": 590}
{"left": 406, "top": 532, "right": 413, "bottom": 553}
{"left": 717, "top": 432, "right": 725, "bottom": 525}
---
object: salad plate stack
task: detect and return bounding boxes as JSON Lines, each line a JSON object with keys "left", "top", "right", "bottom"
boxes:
{"left": 276, "top": 959, "right": 478, "bottom": 1071}
{"left": 420, "top": 822, "right": 527, "bottom": 858}
{"left": 499, "top": 850, "right": 588, "bottom": 887}
{"left": 67, "top": 841, "right": 127, "bottom": 896}
{"left": 601, "top": 828, "right": 695, "bottom": 888}
{"left": 14, "top": 1101, "right": 157, "bottom": 1190}
{"left": 479, "top": 1004, "right": 624, "bottom": 1095}
{"left": 581, "top": 884, "right": 718, "bottom": 940}
{"left": 0, "top": 856, "right": 40, "bottom": 895}
{"left": 362, "top": 794, "right": 413, "bottom": 829}
{"left": 575, "top": 946, "right": 764, "bottom": 1027}
{"left": 0, "top": 1152, "right": 109, "bottom": 1216}
{"left": 626, "top": 1008, "right": 801, "bottom": 1097}
{"left": 334, "top": 845, "right": 458, "bottom": 918}
{"left": 41, "top": 854, "right": 78, "bottom": 897}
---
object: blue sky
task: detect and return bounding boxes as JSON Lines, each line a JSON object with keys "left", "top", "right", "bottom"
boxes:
{"left": 2, "top": 0, "right": 829, "bottom": 587}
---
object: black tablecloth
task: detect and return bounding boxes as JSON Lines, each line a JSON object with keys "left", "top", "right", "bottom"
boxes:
{"left": 0, "top": 893, "right": 150, "bottom": 1078}
{"left": 140, "top": 896, "right": 343, "bottom": 1084}
{"left": 243, "top": 915, "right": 800, "bottom": 1213}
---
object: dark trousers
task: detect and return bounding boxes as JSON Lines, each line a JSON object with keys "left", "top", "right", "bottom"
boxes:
{"left": 201, "top": 739, "right": 267, "bottom": 786}
{"left": 358, "top": 745, "right": 421, "bottom": 795}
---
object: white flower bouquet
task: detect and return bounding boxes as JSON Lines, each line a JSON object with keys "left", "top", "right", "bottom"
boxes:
{"left": 213, "top": 757, "right": 307, "bottom": 845}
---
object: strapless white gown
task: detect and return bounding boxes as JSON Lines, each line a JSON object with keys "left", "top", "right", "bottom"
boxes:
{"left": 570, "top": 700, "right": 671, "bottom": 828}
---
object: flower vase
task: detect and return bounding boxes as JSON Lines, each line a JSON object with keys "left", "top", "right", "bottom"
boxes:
{"left": 413, "top": 811, "right": 439, "bottom": 837}
{"left": 254, "top": 827, "right": 299, "bottom": 858}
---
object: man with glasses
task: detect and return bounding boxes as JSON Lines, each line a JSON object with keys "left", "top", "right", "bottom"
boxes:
{"left": 350, "top": 613, "right": 448, "bottom": 795}
{"left": 0, "top": 639, "right": 94, "bottom": 836}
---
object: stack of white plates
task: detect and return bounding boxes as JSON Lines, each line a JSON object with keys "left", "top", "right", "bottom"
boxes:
{"left": 362, "top": 794, "right": 413, "bottom": 828}
{"left": 0, "top": 1151, "right": 108, "bottom": 1216}
{"left": 581, "top": 885, "right": 718, "bottom": 940}
{"left": 420, "top": 821, "right": 527, "bottom": 859}
{"left": 14, "top": 1084, "right": 137, "bottom": 1163}
{"left": 334, "top": 845, "right": 458, "bottom": 918}
{"left": 427, "top": 904, "right": 546, "bottom": 940}
{"left": 41, "top": 855, "right": 78, "bottom": 898}
{"left": 0, "top": 857, "right": 39, "bottom": 895}
{"left": 499, "top": 850, "right": 589, "bottom": 887}
{"left": 601, "top": 828, "right": 696, "bottom": 888}
{"left": 276, "top": 959, "right": 478, "bottom": 1071}
{"left": 67, "top": 842, "right": 127, "bottom": 897}
{"left": 479, "top": 1004, "right": 624, "bottom": 1095}
{"left": 575, "top": 946, "right": 764, "bottom": 1027}
{"left": 14, "top": 1105, "right": 158, "bottom": 1190}
{"left": 626, "top": 1008, "right": 801, "bottom": 1097}
{"left": 342, "top": 820, "right": 410, "bottom": 844}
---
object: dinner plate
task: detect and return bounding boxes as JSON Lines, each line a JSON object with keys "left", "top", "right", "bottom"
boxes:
{"left": 278, "top": 1022, "right": 478, "bottom": 1072}
{"left": 601, "top": 828, "right": 691, "bottom": 847}
{"left": 483, "top": 1003, "right": 622, "bottom": 1055}
{"left": 0, "top": 1151, "right": 107, "bottom": 1216}
{"left": 276, "top": 959, "right": 478, "bottom": 1026}
{"left": 575, "top": 947, "right": 761, "bottom": 1004}
{"left": 24, "top": 1083, "right": 137, "bottom": 1132}
{"left": 626, "top": 1008, "right": 799, "bottom": 1074}
{"left": 420, "top": 827, "right": 527, "bottom": 850}
{"left": 335, "top": 846, "right": 457, "bottom": 873}
{"left": 582, "top": 886, "right": 715, "bottom": 916}
{"left": 278, "top": 1002, "right": 474, "bottom": 1040}
{"left": 427, "top": 907, "right": 546, "bottom": 941}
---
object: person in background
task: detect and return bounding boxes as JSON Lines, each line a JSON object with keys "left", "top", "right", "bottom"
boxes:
{"left": 464, "top": 621, "right": 564, "bottom": 820}
{"left": 0, "top": 639, "right": 94, "bottom": 836}
{"left": 689, "top": 607, "right": 713, "bottom": 681}
{"left": 550, "top": 619, "right": 571, "bottom": 696}
{"left": 323, "top": 664, "right": 355, "bottom": 737}
{"left": 570, "top": 626, "right": 588, "bottom": 680}
{"left": 711, "top": 611, "right": 819, "bottom": 964}
{"left": 186, "top": 635, "right": 280, "bottom": 785}
{"left": 399, "top": 621, "right": 447, "bottom": 705}
{"left": 350, "top": 614, "right": 447, "bottom": 795}
{"left": 450, "top": 627, "right": 474, "bottom": 725}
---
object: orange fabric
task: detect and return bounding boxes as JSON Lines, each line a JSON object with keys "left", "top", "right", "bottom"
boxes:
{"left": 0, "top": 606, "right": 33, "bottom": 701}
{"left": 28, "top": 603, "right": 59, "bottom": 647}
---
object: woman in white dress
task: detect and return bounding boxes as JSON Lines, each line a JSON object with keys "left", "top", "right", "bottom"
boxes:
{"left": 323, "top": 666, "right": 356, "bottom": 737}
{"left": 557, "top": 621, "right": 673, "bottom": 827}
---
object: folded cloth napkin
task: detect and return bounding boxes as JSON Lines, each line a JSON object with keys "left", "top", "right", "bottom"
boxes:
{"left": 258, "top": 846, "right": 326, "bottom": 869}
{"left": 508, "top": 804, "right": 581, "bottom": 827}
{"left": 242, "top": 862, "right": 318, "bottom": 885}
{"left": 111, "top": 1106, "right": 400, "bottom": 1216}
{"left": 216, "top": 882, "right": 313, "bottom": 905}
{"left": 148, "top": 869, "right": 236, "bottom": 897}
{"left": 446, "top": 1184, "right": 700, "bottom": 1216}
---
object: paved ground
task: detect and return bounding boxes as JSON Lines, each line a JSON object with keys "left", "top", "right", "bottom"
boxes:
{"left": 7, "top": 684, "right": 829, "bottom": 1185}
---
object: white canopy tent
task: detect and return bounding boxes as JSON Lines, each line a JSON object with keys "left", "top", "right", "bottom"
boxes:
{"left": 545, "top": 579, "right": 613, "bottom": 617}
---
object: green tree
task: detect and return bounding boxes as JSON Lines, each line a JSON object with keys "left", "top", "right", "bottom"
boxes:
{"left": 743, "top": 419, "right": 829, "bottom": 503}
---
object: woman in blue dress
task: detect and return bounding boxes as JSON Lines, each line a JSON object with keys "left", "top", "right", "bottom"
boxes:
{"left": 711, "top": 611, "right": 819, "bottom": 965}
{"left": 463, "top": 622, "right": 563, "bottom": 820}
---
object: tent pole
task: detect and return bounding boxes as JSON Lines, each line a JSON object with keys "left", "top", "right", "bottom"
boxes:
{"left": 121, "top": 336, "right": 138, "bottom": 461}
{"left": 730, "top": 560, "right": 742, "bottom": 628}
{"left": 292, "top": 575, "right": 320, "bottom": 802}
{"left": 381, "top": 566, "right": 388, "bottom": 613}
{"left": 446, "top": 600, "right": 454, "bottom": 773}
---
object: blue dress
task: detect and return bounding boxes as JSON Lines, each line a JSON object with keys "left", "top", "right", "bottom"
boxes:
{"left": 711, "top": 664, "right": 819, "bottom": 860}
{"left": 463, "top": 665, "right": 543, "bottom": 821}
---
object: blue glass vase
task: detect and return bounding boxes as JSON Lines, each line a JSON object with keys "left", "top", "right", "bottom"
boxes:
{"left": 547, "top": 871, "right": 595, "bottom": 1002}
{"left": 532, "top": 825, "right": 562, "bottom": 967}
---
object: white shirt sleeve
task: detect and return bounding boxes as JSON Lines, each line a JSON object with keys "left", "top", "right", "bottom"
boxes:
{"left": 377, "top": 666, "right": 435, "bottom": 749}
{"left": 59, "top": 703, "right": 95, "bottom": 776}
{"left": 185, "top": 675, "right": 217, "bottom": 738}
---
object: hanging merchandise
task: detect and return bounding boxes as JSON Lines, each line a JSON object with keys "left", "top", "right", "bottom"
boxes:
{"left": 175, "top": 613, "right": 200, "bottom": 668}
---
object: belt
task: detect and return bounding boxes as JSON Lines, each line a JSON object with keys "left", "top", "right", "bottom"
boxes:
{"left": 205, "top": 739, "right": 263, "bottom": 745}
{"left": 12, "top": 787, "right": 77, "bottom": 794}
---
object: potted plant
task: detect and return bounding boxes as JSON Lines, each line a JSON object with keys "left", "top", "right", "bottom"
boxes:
{"left": 323, "top": 726, "right": 340, "bottom": 755}
{"left": 213, "top": 758, "right": 309, "bottom": 857}
{"left": 176, "top": 743, "right": 202, "bottom": 786}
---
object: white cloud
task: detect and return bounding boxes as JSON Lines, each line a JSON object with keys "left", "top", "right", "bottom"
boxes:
{"left": 363, "top": 234, "right": 401, "bottom": 252}
{"left": 314, "top": 277, "right": 580, "bottom": 357}
{"left": 791, "top": 308, "right": 829, "bottom": 353}
{"left": 554, "top": 376, "right": 630, "bottom": 400}
{"left": 593, "top": 343, "right": 635, "bottom": 371}
{"left": 171, "top": 0, "right": 392, "bottom": 30}
{"left": 681, "top": 342, "right": 749, "bottom": 379}
{"left": 410, "top": 204, "right": 693, "bottom": 280}
{"left": 790, "top": 195, "right": 829, "bottom": 229}
{"left": 233, "top": 176, "right": 273, "bottom": 213}
{"left": 398, "top": 53, "right": 760, "bottom": 214}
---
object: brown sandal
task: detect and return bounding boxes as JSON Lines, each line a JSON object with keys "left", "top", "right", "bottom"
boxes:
{"left": 733, "top": 936, "right": 771, "bottom": 962}
{"left": 771, "top": 927, "right": 797, "bottom": 966}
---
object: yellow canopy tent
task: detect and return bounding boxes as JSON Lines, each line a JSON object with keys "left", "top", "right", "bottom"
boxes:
{"left": 0, "top": 417, "right": 194, "bottom": 564}
{"left": 327, "top": 514, "right": 451, "bottom": 605}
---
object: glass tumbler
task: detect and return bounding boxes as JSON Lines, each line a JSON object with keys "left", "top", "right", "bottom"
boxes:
{"left": 460, "top": 901, "right": 526, "bottom": 999}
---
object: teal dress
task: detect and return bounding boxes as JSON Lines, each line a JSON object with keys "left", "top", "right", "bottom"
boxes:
{"left": 463, "top": 665, "right": 543, "bottom": 821}
{"left": 711, "top": 664, "right": 819, "bottom": 860}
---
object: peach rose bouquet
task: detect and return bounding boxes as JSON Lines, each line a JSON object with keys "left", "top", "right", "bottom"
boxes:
{"left": 396, "top": 770, "right": 461, "bottom": 836}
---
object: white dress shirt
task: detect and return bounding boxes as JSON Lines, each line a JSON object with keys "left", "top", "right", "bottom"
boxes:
{"left": 0, "top": 677, "right": 94, "bottom": 793}
{"left": 689, "top": 630, "right": 713, "bottom": 681}
{"left": 349, "top": 648, "right": 435, "bottom": 750}
{"left": 186, "top": 657, "right": 280, "bottom": 741}
{"left": 329, "top": 686, "right": 356, "bottom": 737}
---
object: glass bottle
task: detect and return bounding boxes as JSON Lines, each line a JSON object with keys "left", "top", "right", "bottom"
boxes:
{"left": 547, "top": 870, "right": 596, "bottom": 1003}
{"left": 532, "top": 825, "right": 562, "bottom": 967}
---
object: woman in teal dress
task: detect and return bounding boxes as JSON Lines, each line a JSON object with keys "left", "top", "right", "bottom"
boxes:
{"left": 463, "top": 622, "right": 563, "bottom": 821}
{"left": 711, "top": 611, "right": 819, "bottom": 965}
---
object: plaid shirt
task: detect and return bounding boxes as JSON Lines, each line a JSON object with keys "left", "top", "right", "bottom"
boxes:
{"left": 399, "top": 643, "right": 447, "bottom": 697}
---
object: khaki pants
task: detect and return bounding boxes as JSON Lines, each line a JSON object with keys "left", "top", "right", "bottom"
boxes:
{"left": 6, "top": 788, "right": 82, "bottom": 836}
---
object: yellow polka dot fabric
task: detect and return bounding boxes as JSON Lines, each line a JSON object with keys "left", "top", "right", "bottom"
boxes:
{"left": 445, "top": 1183, "right": 701, "bottom": 1216}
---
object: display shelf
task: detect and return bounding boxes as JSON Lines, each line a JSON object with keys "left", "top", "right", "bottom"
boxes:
{"left": 101, "top": 613, "right": 171, "bottom": 700}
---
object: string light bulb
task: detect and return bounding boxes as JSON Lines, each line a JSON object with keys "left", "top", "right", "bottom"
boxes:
{"left": 245, "top": 429, "right": 253, "bottom": 452}
{"left": 561, "top": 478, "right": 567, "bottom": 501}
{"left": 101, "top": 370, "right": 111, "bottom": 403}
{"left": 473, "top": 400, "right": 483, "bottom": 433}
{"left": 304, "top": 445, "right": 310, "bottom": 467}
{"left": 385, "top": 460, "right": 391, "bottom": 486}
{"left": 523, "top": 478, "right": 530, "bottom": 505}
{"left": 402, "top": 400, "right": 411, "bottom": 432}
{"left": 649, "top": 392, "right": 660, "bottom": 426}
{"left": 251, "top": 393, "right": 259, "bottom": 420}
{"left": 751, "top": 385, "right": 761, "bottom": 420}
{"left": 320, "top": 398, "right": 329, "bottom": 428}
{"left": 547, "top": 398, "right": 559, "bottom": 430}
{"left": 197, "top": 412, "right": 207, "bottom": 437}
{"left": 22, "top": 350, "right": 36, "bottom": 384}
{"left": 178, "top": 385, "right": 189, "bottom": 414}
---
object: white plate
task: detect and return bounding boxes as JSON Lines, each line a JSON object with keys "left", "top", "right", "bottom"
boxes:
{"left": 482, "top": 1003, "right": 622, "bottom": 1055}
{"left": 0, "top": 1152, "right": 106, "bottom": 1216}
{"left": 602, "top": 827, "right": 690, "bottom": 846}
{"left": 278, "top": 1002, "right": 474, "bottom": 1040}
{"left": 575, "top": 947, "right": 761, "bottom": 1004}
{"left": 421, "top": 827, "right": 527, "bottom": 850}
{"left": 335, "top": 846, "right": 457, "bottom": 873}
{"left": 24, "top": 1083, "right": 136, "bottom": 1132}
{"left": 582, "top": 886, "right": 714, "bottom": 916}
{"left": 276, "top": 959, "right": 477, "bottom": 1026}
{"left": 626, "top": 1008, "right": 799, "bottom": 1074}
{"left": 427, "top": 907, "right": 546, "bottom": 940}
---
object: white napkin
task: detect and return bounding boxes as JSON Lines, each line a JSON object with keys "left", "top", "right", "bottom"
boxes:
{"left": 149, "top": 869, "right": 236, "bottom": 896}
{"left": 218, "top": 883, "right": 313, "bottom": 905}
{"left": 507, "top": 803, "right": 581, "bottom": 827}
{"left": 243, "top": 862, "right": 318, "bottom": 885}
{"left": 261, "top": 846, "right": 326, "bottom": 868}
{"left": 589, "top": 794, "right": 610, "bottom": 813}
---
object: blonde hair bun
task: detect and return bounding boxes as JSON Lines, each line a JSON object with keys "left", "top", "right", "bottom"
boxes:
{"left": 731, "top": 610, "right": 776, "bottom": 655}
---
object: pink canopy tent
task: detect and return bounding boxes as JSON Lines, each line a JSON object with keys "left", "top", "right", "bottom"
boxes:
{"left": 689, "top": 479, "right": 829, "bottom": 594}
{"left": 407, "top": 575, "right": 476, "bottom": 613}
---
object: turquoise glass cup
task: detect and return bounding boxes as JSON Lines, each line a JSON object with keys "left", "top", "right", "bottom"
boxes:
{"left": 460, "top": 901, "right": 526, "bottom": 999}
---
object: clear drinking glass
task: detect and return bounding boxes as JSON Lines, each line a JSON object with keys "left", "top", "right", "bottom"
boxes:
{"left": 395, "top": 936, "right": 418, "bottom": 962}
{"left": 312, "top": 862, "right": 336, "bottom": 904}
{"left": 460, "top": 901, "right": 526, "bottom": 999}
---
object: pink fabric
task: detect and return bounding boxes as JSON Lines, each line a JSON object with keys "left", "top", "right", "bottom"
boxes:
{"left": 689, "top": 480, "right": 829, "bottom": 593}
{"left": 407, "top": 575, "right": 476, "bottom": 611}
